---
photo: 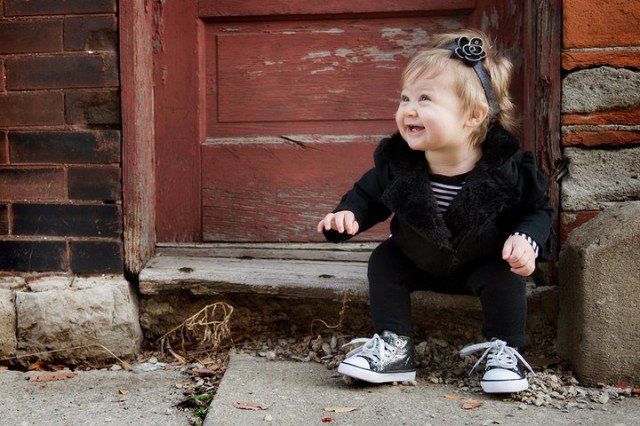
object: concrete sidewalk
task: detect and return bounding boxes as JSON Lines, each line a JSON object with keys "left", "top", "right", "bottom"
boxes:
{"left": 205, "top": 352, "right": 640, "bottom": 425}
{"left": 0, "top": 367, "right": 193, "bottom": 426}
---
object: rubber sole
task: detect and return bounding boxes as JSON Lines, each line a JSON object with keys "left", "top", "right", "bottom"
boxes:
{"left": 481, "top": 377, "right": 529, "bottom": 393}
{"left": 338, "top": 362, "right": 416, "bottom": 384}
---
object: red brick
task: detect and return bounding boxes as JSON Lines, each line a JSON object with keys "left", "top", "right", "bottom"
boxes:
{"left": 560, "top": 210, "right": 601, "bottom": 245}
{"left": 0, "top": 167, "right": 66, "bottom": 201}
{"left": 0, "top": 131, "right": 7, "bottom": 164}
{"left": 68, "top": 166, "right": 121, "bottom": 201}
{"left": 0, "top": 20, "right": 62, "bottom": 54}
{"left": 65, "top": 90, "right": 120, "bottom": 125}
{"left": 0, "top": 240, "right": 68, "bottom": 272}
{"left": 4, "top": 0, "right": 116, "bottom": 16}
{"left": 64, "top": 16, "right": 117, "bottom": 51}
{"left": 0, "top": 58, "right": 5, "bottom": 92}
{"left": 562, "top": 50, "right": 640, "bottom": 71}
{"left": 562, "top": 106, "right": 640, "bottom": 126}
{"left": 70, "top": 240, "right": 122, "bottom": 274}
{"left": 562, "top": 130, "right": 640, "bottom": 147}
{"left": 9, "top": 130, "right": 120, "bottom": 164}
{"left": 6, "top": 54, "right": 118, "bottom": 90}
{"left": 564, "top": 0, "right": 640, "bottom": 48}
{"left": 0, "top": 205, "right": 7, "bottom": 234}
{"left": 12, "top": 203, "right": 121, "bottom": 237}
{"left": 0, "top": 92, "right": 64, "bottom": 126}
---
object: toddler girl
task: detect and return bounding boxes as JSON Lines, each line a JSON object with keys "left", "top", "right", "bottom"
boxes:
{"left": 317, "top": 29, "right": 552, "bottom": 393}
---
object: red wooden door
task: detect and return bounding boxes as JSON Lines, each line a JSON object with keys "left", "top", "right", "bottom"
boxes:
{"left": 154, "top": 1, "right": 527, "bottom": 243}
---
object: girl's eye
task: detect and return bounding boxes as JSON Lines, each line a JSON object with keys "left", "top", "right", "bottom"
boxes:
{"left": 419, "top": 94, "right": 430, "bottom": 101}
{"left": 400, "top": 95, "right": 409, "bottom": 102}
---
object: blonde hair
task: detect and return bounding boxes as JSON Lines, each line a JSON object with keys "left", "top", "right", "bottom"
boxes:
{"left": 401, "top": 29, "right": 517, "bottom": 146}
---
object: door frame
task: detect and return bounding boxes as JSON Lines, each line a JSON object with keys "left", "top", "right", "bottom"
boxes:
{"left": 120, "top": 0, "right": 562, "bottom": 276}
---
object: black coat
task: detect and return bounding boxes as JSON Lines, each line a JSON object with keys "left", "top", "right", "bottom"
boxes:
{"left": 323, "top": 125, "right": 553, "bottom": 277}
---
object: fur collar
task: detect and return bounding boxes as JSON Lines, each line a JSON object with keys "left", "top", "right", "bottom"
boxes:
{"left": 379, "top": 125, "right": 522, "bottom": 250}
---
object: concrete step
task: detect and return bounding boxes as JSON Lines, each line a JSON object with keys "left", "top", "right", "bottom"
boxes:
{"left": 204, "top": 352, "right": 640, "bottom": 426}
{"left": 137, "top": 244, "right": 557, "bottom": 341}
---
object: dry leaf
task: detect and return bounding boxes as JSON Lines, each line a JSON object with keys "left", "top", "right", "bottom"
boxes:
{"left": 461, "top": 400, "right": 483, "bottom": 410}
{"left": 632, "top": 388, "right": 640, "bottom": 396}
{"left": 28, "top": 372, "right": 76, "bottom": 382}
{"left": 324, "top": 406, "right": 358, "bottom": 413}
{"left": 28, "top": 360, "right": 49, "bottom": 371}
{"left": 119, "top": 389, "right": 129, "bottom": 395}
{"left": 121, "top": 361, "right": 133, "bottom": 371}
{"left": 444, "top": 393, "right": 464, "bottom": 401}
{"left": 321, "top": 417, "right": 333, "bottom": 423}
{"left": 234, "top": 401, "right": 269, "bottom": 411}
{"left": 188, "top": 368, "right": 219, "bottom": 377}
{"left": 0, "top": 366, "right": 8, "bottom": 371}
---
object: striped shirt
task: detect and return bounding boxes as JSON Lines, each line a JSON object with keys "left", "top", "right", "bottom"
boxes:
{"left": 429, "top": 172, "right": 540, "bottom": 258}
{"left": 429, "top": 172, "right": 468, "bottom": 216}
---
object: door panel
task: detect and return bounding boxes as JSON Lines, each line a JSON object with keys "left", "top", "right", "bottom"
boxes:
{"left": 155, "top": 0, "right": 526, "bottom": 243}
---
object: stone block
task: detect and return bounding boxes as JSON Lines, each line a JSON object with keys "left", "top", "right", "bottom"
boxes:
{"left": 557, "top": 202, "right": 640, "bottom": 385}
{"left": 562, "top": 67, "right": 640, "bottom": 114}
{"left": 16, "top": 277, "right": 142, "bottom": 363}
{"left": 0, "top": 277, "right": 26, "bottom": 290}
{"left": 561, "top": 147, "right": 640, "bottom": 211}
{"left": 0, "top": 289, "right": 17, "bottom": 357}
{"left": 28, "top": 276, "right": 72, "bottom": 292}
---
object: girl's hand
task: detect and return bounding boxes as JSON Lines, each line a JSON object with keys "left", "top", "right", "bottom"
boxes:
{"left": 502, "top": 234, "right": 536, "bottom": 276}
{"left": 317, "top": 211, "right": 359, "bottom": 235}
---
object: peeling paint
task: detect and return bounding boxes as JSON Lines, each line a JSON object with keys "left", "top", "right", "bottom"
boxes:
{"left": 303, "top": 51, "right": 332, "bottom": 60}
{"left": 311, "top": 28, "right": 344, "bottom": 34}
{"left": 222, "top": 27, "right": 240, "bottom": 32}
{"left": 376, "top": 64, "right": 399, "bottom": 70}
{"left": 282, "top": 31, "right": 297, "bottom": 35}
{"left": 310, "top": 67, "right": 336, "bottom": 75}
{"left": 328, "top": 89, "right": 344, "bottom": 94}
{"left": 334, "top": 48, "right": 355, "bottom": 57}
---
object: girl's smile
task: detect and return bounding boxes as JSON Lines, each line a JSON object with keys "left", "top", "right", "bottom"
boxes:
{"left": 395, "top": 70, "right": 473, "bottom": 155}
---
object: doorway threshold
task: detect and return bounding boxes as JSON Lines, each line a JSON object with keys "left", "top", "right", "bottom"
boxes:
{"left": 138, "top": 242, "right": 375, "bottom": 301}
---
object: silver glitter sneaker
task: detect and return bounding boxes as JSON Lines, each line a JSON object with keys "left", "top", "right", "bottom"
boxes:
{"left": 459, "top": 338, "right": 535, "bottom": 393}
{"left": 338, "top": 330, "right": 416, "bottom": 383}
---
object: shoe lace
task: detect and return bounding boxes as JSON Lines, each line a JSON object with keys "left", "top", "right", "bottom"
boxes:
{"left": 342, "top": 334, "right": 393, "bottom": 366}
{"left": 459, "top": 339, "right": 535, "bottom": 376}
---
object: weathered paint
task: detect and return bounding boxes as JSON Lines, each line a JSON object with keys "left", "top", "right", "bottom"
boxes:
{"left": 201, "top": 139, "right": 390, "bottom": 242}
{"left": 149, "top": 0, "right": 559, "bottom": 248}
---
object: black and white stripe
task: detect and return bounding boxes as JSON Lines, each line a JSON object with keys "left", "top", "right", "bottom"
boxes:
{"left": 430, "top": 181, "right": 463, "bottom": 215}
{"left": 513, "top": 231, "right": 540, "bottom": 258}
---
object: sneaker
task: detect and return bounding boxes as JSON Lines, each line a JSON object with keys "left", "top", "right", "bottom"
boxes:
{"left": 459, "top": 338, "right": 534, "bottom": 393}
{"left": 338, "top": 330, "right": 416, "bottom": 383}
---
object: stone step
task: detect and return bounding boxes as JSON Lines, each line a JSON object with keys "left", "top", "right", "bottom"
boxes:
{"left": 138, "top": 244, "right": 558, "bottom": 341}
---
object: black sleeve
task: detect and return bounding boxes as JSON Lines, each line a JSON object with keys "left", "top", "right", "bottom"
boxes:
{"left": 323, "top": 140, "right": 392, "bottom": 243}
{"left": 511, "top": 151, "right": 553, "bottom": 261}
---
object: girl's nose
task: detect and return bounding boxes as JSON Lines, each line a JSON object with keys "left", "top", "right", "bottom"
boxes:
{"left": 403, "top": 106, "right": 417, "bottom": 117}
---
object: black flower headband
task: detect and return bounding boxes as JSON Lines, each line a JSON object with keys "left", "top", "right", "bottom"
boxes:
{"left": 444, "top": 37, "right": 498, "bottom": 120}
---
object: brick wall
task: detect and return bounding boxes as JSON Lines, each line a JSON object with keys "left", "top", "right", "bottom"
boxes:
{"left": 0, "top": 0, "right": 123, "bottom": 274}
{"left": 559, "top": 0, "right": 640, "bottom": 244}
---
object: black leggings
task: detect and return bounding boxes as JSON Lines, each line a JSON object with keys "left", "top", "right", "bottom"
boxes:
{"left": 368, "top": 238, "right": 527, "bottom": 347}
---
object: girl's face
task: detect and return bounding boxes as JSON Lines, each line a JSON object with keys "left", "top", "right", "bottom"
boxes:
{"left": 395, "top": 70, "right": 473, "bottom": 153}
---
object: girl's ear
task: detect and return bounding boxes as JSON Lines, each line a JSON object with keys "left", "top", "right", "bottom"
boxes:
{"left": 465, "top": 103, "right": 489, "bottom": 128}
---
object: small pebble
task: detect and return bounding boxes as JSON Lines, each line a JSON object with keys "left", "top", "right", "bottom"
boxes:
{"left": 264, "top": 414, "right": 273, "bottom": 422}
{"left": 110, "top": 364, "right": 123, "bottom": 371}
{"left": 148, "top": 357, "right": 158, "bottom": 364}
{"left": 166, "top": 408, "right": 174, "bottom": 415}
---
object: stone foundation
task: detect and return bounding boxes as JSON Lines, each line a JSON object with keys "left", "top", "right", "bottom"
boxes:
{"left": 0, "top": 275, "right": 142, "bottom": 365}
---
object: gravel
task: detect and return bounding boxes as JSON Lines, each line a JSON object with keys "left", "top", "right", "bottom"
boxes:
{"left": 230, "top": 327, "right": 639, "bottom": 411}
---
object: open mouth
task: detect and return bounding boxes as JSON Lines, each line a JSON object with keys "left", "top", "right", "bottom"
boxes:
{"left": 407, "top": 125, "right": 425, "bottom": 133}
